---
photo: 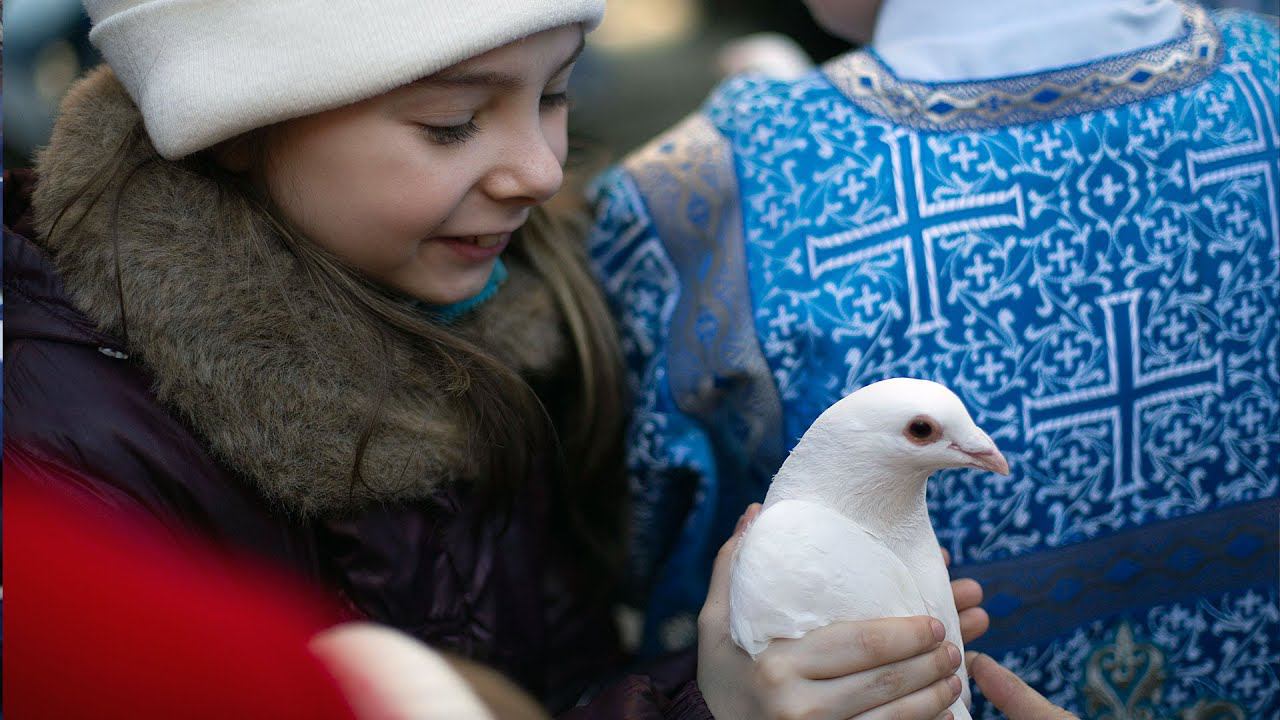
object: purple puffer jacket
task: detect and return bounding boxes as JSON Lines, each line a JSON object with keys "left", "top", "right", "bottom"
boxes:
{"left": 3, "top": 72, "right": 712, "bottom": 719}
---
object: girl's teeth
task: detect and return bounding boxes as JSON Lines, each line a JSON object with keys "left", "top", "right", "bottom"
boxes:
{"left": 445, "top": 234, "right": 503, "bottom": 248}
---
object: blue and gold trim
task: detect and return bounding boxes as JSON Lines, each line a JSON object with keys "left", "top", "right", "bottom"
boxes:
{"left": 1081, "top": 621, "right": 1247, "bottom": 720}
{"left": 965, "top": 498, "right": 1276, "bottom": 716}
{"left": 965, "top": 497, "right": 1277, "bottom": 653}
{"left": 824, "top": 1, "right": 1223, "bottom": 131}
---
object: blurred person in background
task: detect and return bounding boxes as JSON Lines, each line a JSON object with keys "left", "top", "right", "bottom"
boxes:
{"left": 589, "top": 0, "right": 1278, "bottom": 717}
{"left": 2, "top": 0, "right": 98, "bottom": 167}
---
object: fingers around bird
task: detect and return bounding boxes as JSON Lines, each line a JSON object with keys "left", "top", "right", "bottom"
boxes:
{"left": 734, "top": 503, "right": 764, "bottom": 534}
{"left": 780, "top": 616, "right": 945, "bottom": 678}
{"left": 958, "top": 607, "right": 990, "bottom": 645}
{"left": 966, "top": 652, "right": 1079, "bottom": 720}
{"left": 806, "top": 642, "right": 960, "bottom": 717}
{"left": 699, "top": 536, "right": 741, "bottom": 633}
{"left": 849, "top": 674, "right": 963, "bottom": 720}
{"left": 758, "top": 678, "right": 845, "bottom": 720}
{"left": 949, "top": 578, "right": 984, "bottom": 610}
{"left": 696, "top": 588, "right": 730, "bottom": 640}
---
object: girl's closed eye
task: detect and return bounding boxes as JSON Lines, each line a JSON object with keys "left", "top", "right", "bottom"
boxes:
{"left": 541, "top": 91, "right": 571, "bottom": 109}
{"left": 423, "top": 91, "right": 569, "bottom": 145}
{"left": 422, "top": 118, "right": 480, "bottom": 145}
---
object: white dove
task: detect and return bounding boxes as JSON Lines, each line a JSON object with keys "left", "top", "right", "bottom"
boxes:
{"left": 728, "top": 378, "right": 1009, "bottom": 720}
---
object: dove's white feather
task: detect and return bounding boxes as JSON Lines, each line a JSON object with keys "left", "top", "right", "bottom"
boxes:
{"left": 729, "top": 499, "right": 930, "bottom": 658}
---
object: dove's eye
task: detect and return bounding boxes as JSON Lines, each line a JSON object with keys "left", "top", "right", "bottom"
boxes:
{"left": 905, "top": 416, "right": 940, "bottom": 444}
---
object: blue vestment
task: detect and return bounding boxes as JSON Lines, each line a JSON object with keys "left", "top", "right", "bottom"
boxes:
{"left": 590, "top": 4, "right": 1279, "bottom": 716}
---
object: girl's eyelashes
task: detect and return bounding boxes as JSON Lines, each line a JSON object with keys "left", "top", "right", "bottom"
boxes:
{"left": 422, "top": 119, "right": 480, "bottom": 146}
{"left": 541, "top": 92, "right": 571, "bottom": 109}
{"left": 421, "top": 93, "right": 568, "bottom": 146}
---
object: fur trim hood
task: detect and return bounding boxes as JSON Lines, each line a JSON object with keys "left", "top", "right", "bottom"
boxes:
{"left": 32, "top": 67, "right": 567, "bottom": 516}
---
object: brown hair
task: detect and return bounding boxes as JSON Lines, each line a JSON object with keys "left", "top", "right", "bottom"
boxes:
{"left": 47, "top": 120, "right": 628, "bottom": 586}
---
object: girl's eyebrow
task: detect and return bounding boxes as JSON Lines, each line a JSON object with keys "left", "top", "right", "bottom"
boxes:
{"left": 417, "top": 34, "right": 586, "bottom": 91}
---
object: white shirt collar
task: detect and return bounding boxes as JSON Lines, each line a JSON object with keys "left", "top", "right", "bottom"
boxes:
{"left": 871, "top": 0, "right": 1186, "bottom": 82}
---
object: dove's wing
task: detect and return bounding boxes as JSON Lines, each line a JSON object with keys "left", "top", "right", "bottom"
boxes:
{"left": 911, "top": 548, "right": 973, "bottom": 711}
{"left": 729, "top": 499, "right": 931, "bottom": 658}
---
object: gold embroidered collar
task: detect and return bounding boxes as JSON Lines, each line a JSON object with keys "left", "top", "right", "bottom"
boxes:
{"left": 823, "top": 1, "right": 1222, "bottom": 131}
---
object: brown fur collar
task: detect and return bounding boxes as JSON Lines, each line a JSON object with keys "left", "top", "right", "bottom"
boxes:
{"left": 32, "top": 67, "right": 566, "bottom": 517}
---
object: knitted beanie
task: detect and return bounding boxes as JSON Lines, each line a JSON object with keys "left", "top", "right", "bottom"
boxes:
{"left": 82, "top": 0, "right": 606, "bottom": 159}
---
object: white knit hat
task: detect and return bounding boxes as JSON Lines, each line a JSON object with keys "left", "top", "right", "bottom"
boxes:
{"left": 83, "top": 0, "right": 606, "bottom": 159}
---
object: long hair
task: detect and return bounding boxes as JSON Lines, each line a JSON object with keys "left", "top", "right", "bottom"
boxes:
{"left": 45, "top": 119, "right": 629, "bottom": 586}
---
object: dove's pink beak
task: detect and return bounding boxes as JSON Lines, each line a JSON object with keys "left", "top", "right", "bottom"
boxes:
{"left": 957, "top": 438, "right": 1013, "bottom": 476}
{"left": 961, "top": 446, "right": 1010, "bottom": 476}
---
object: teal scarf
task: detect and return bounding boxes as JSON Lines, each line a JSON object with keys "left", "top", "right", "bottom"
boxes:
{"left": 417, "top": 259, "right": 508, "bottom": 324}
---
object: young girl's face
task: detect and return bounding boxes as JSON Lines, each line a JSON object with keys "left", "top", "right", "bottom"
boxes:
{"left": 261, "top": 25, "right": 583, "bottom": 304}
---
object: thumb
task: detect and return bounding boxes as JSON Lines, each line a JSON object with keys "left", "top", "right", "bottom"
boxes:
{"left": 703, "top": 504, "right": 763, "bottom": 621}
{"left": 967, "top": 652, "right": 1078, "bottom": 720}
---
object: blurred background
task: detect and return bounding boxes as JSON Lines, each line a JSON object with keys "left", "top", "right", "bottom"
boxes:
{"left": 4, "top": 0, "right": 1279, "bottom": 170}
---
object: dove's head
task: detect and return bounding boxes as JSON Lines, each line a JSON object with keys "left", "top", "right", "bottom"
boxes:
{"left": 767, "top": 378, "right": 1009, "bottom": 535}
{"left": 815, "top": 378, "right": 1010, "bottom": 479}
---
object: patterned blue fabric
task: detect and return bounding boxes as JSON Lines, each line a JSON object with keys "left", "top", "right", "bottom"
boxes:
{"left": 1208, "top": 0, "right": 1280, "bottom": 14}
{"left": 590, "top": 4, "right": 1279, "bottom": 716}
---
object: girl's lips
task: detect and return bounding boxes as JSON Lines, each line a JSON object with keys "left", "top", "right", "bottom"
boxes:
{"left": 435, "top": 232, "right": 510, "bottom": 261}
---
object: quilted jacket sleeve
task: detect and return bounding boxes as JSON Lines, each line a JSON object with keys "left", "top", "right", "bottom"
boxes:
{"left": 559, "top": 651, "right": 713, "bottom": 720}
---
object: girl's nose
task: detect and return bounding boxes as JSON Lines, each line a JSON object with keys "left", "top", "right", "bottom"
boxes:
{"left": 485, "top": 128, "right": 565, "bottom": 206}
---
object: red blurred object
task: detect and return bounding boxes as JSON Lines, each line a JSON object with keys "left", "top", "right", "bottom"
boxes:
{"left": 4, "top": 450, "right": 358, "bottom": 720}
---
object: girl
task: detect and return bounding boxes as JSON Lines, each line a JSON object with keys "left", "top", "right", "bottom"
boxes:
{"left": 4, "top": 1, "right": 973, "bottom": 717}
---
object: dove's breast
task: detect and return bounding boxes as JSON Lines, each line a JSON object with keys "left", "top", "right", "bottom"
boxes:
{"left": 728, "top": 499, "right": 930, "bottom": 658}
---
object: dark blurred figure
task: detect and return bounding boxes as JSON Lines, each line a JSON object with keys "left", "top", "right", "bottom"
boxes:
{"left": 705, "top": 0, "right": 855, "bottom": 62}
{"left": 2, "top": 0, "right": 98, "bottom": 167}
